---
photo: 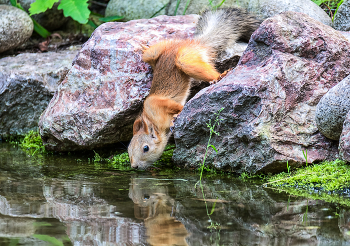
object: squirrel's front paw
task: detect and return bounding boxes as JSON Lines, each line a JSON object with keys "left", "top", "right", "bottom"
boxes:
{"left": 210, "top": 68, "right": 232, "bottom": 84}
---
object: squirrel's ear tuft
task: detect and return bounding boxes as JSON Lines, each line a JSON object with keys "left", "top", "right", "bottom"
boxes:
{"left": 175, "top": 44, "right": 220, "bottom": 82}
{"left": 133, "top": 117, "right": 148, "bottom": 135}
{"left": 133, "top": 117, "right": 143, "bottom": 135}
{"left": 142, "top": 41, "right": 171, "bottom": 70}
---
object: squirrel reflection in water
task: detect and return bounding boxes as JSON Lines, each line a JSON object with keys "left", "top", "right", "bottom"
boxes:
{"left": 129, "top": 177, "right": 189, "bottom": 245}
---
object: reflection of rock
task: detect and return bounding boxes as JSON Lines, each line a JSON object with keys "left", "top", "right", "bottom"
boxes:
{"left": 0, "top": 216, "right": 36, "bottom": 238}
{"left": 129, "top": 177, "right": 189, "bottom": 245}
{"left": 1, "top": 152, "right": 350, "bottom": 245}
{"left": 43, "top": 179, "right": 140, "bottom": 245}
{"left": 339, "top": 210, "right": 350, "bottom": 241}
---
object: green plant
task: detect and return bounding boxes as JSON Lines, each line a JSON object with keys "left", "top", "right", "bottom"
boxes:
{"left": 28, "top": 0, "right": 124, "bottom": 29}
{"left": 302, "top": 149, "right": 308, "bottom": 166}
{"left": 33, "top": 234, "right": 70, "bottom": 246}
{"left": 195, "top": 107, "right": 224, "bottom": 230}
{"left": 286, "top": 160, "right": 290, "bottom": 173}
{"left": 19, "top": 130, "right": 46, "bottom": 156}
{"left": 9, "top": 0, "right": 51, "bottom": 38}
{"left": 264, "top": 159, "right": 350, "bottom": 192}
{"left": 303, "top": 199, "right": 309, "bottom": 225}
{"left": 93, "top": 150, "right": 132, "bottom": 171}
{"left": 29, "top": 0, "right": 90, "bottom": 24}
{"left": 153, "top": 144, "right": 176, "bottom": 166}
{"left": 311, "top": 0, "right": 344, "bottom": 21}
{"left": 93, "top": 150, "right": 102, "bottom": 162}
{"left": 334, "top": 0, "right": 344, "bottom": 19}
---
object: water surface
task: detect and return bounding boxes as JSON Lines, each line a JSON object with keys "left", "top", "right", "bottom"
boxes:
{"left": 0, "top": 142, "right": 349, "bottom": 246}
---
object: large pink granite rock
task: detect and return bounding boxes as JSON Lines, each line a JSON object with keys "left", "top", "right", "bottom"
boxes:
{"left": 173, "top": 12, "right": 350, "bottom": 173}
{"left": 38, "top": 15, "right": 199, "bottom": 151}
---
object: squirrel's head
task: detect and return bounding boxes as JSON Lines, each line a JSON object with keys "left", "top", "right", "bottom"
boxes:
{"left": 128, "top": 115, "right": 167, "bottom": 170}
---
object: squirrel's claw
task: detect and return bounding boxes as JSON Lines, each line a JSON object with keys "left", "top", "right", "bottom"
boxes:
{"left": 140, "top": 43, "right": 150, "bottom": 51}
{"left": 210, "top": 68, "right": 232, "bottom": 84}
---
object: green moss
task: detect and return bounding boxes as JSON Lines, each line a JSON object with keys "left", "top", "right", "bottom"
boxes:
{"left": 153, "top": 144, "right": 175, "bottom": 166}
{"left": 266, "top": 159, "right": 350, "bottom": 192}
{"left": 105, "top": 152, "right": 133, "bottom": 171}
{"left": 19, "top": 130, "right": 47, "bottom": 156}
{"left": 268, "top": 186, "right": 350, "bottom": 207}
{"left": 239, "top": 172, "right": 266, "bottom": 181}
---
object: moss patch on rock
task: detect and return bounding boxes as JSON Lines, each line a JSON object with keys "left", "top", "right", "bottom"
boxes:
{"left": 265, "top": 159, "right": 350, "bottom": 193}
{"left": 18, "top": 130, "right": 47, "bottom": 156}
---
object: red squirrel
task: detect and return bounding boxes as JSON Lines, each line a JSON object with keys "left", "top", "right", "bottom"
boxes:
{"left": 128, "top": 8, "right": 261, "bottom": 169}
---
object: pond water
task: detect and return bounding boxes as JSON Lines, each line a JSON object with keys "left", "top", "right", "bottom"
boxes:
{"left": 0, "top": 142, "right": 350, "bottom": 246}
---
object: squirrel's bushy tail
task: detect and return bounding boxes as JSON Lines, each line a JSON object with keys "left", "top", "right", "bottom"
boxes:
{"left": 194, "top": 7, "right": 261, "bottom": 53}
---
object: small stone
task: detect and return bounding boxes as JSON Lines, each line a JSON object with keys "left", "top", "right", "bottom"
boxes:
{"left": 0, "top": 5, "right": 33, "bottom": 53}
{"left": 333, "top": 0, "right": 350, "bottom": 31}
{"left": 316, "top": 75, "right": 350, "bottom": 140}
{"left": 244, "top": 0, "right": 332, "bottom": 26}
{"left": 105, "top": 0, "right": 170, "bottom": 21}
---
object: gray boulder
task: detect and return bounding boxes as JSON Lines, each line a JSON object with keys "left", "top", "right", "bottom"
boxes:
{"left": 0, "top": 5, "right": 33, "bottom": 53}
{"left": 169, "top": 0, "right": 332, "bottom": 26}
{"left": 0, "top": 47, "right": 80, "bottom": 138}
{"left": 106, "top": 0, "right": 331, "bottom": 27}
{"left": 333, "top": 0, "right": 350, "bottom": 31}
{"left": 316, "top": 75, "right": 350, "bottom": 140}
{"left": 173, "top": 12, "right": 350, "bottom": 174}
{"left": 243, "top": 0, "right": 332, "bottom": 26}
{"left": 105, "top": 0, "right": 170, "bottom": 21}
{"left": 0, "top": 0, "right": 67, "bottom": 31}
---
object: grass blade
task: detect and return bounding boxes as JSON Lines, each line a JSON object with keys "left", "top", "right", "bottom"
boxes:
{"left": 99, "top": 15, "right": 124, "bottom": 22}
{"left": 209, "top": 200, "right": 217, "bottom": 215}
{"left": 32, "top": 18, "right": 51, "bottom": 38}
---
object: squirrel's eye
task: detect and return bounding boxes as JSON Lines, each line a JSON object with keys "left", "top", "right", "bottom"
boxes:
{"left": 143, "top": 145, "right": 149, "bottom": 153}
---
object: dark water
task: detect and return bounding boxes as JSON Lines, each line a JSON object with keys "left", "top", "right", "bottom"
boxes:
{"left": 0, "top": 143, "right": 350, "bottom": 246}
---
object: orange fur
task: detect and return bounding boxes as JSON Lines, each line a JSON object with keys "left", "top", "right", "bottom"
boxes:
{"left": 144, "top": 95, "right": 183, "bottom": 131}
{"left": 129, "top": 39, "right": 222, "bottom": 169}
{"left": 176, "top": 44, "right": 221, "bottom": 82}
{"left": 142, "top": 41, "right": 174, "bottom": 70}
{"left": 128, "top": 7, "right": 261, "bottom": 169}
